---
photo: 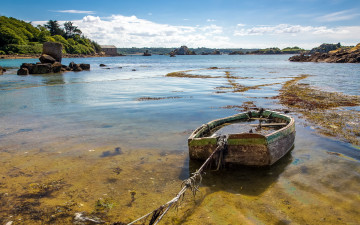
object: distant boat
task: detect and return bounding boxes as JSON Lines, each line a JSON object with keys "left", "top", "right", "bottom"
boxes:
{"left": 188, "top": 110, "right": 295, "bottom": 166}
{"left": 143, "top": 50, "right": 151, "bottom": 56}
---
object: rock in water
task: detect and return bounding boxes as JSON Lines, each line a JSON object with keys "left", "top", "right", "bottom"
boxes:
{"left": 73, "top": 64, "right": 83, "bottom": 71}
{"left": 73, "top": 212, "right": 104, "bottom": 224}
{"left": 80, "top": 64, "right": 90, "bottom": 70}
{"left": 42, "top": 42, "right": 62, "bottom": 62}
{"left": 177, "top": 46, "right": 189, "bottom": 55}
{"left": 17, "top": 68, "right": 29, "bottom": 75}
{"left": 69, "top": 62, "right": 76, "bottom": 69}
{"left": 52, "top": 62, "right": 62, "bottom": 73}
{"left": 31, "top": 63, "right": 52, "bottom": 74}
{"left": 39, "top": 54, "right": 56, "bottom": 64}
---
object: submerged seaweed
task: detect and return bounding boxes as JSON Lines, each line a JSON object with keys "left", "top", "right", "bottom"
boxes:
{"left": 279, "top": 75, "right": 360, "bottom": 145}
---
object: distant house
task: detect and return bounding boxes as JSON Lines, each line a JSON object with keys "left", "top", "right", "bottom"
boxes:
{"left": 100, "top": 45, "right": 118, "bottom": 56}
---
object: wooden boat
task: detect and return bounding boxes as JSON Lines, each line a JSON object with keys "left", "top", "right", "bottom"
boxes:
{"left": 188, "top": 110, "right": 295, "bottom": 166}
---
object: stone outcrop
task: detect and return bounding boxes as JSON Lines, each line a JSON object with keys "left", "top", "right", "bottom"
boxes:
{"left": 39, "top": 54, "right": 56, "bottom": 64}
{"left": 17, "top": 61, "right": 90, "bottom": 75}
{"left": 17, "top": 68, "right": 29, "bottom": 75}
{"left": 16, "top": 42, "right": 90, "bottom": 75}
{"left": 79, "top": 63, "right": 90, "bottom": 70}
{"left": 42, "top": 42, "right": 62, "bottom": 62}
{"left": 170, "top": 46, "right": 196, "bottom": 55}
{"left": 31, "top": 63, "right": 52, "bottom": 74}
{"left": 212, "top": 50, "right": 221, "bottom": 55}
{"left": 143, "top": 50, "right": 151, "bottom": 56}
{"left": 289, "top": 43, "right": 360, "bottom": 63}
{"left": 0, "top": 66, "right": 5, "bottom": 75}
{"left": 309, "top": 43, "right": 341, "bottom": 54}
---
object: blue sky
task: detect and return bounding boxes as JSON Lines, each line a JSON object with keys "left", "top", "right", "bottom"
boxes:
{"left": 1, "top": 0, "right": 360, "bottom": 48}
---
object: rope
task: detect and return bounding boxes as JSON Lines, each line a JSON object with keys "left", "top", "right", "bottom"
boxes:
{"left": 123, "top": 135, "right": 228, "bottom": 225}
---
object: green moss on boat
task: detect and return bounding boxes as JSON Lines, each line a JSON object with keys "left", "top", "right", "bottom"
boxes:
{"left": 188, "top": 110, "right": 295, "bottom": 166}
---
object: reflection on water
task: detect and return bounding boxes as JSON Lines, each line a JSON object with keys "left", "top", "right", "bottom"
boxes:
{"left": 190, "top": 149, "right": 293, "bottom": 196}
{"left": 0, "top": 55, "right": 359, "bottom": 224}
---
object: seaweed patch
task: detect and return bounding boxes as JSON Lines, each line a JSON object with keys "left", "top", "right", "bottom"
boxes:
{"left": 136, "top": 96, "right": 182, "bottom": 101}
{"left": 279, "top": 74, "right": 360, "bottom": 145}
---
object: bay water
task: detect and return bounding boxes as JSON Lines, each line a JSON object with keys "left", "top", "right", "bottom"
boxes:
{"left": 0, "top": 55, "right": 359, "bottom": 224}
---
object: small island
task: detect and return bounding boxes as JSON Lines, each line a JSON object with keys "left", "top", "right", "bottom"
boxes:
{"left": 289, "top": 43, "right": 360, "bottom": 63}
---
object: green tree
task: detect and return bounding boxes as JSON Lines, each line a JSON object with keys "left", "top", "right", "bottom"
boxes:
{"left": 36, "top": 25, "right": 51, "bottom": 42}
{"left": 0, "top": 26, "right": 26, "bottom": 46}
{"left": 64, "top": 21, "right": 82, "bottom": 38}
{"left": 44, "top": 20, "right": 64, "bottom": 36}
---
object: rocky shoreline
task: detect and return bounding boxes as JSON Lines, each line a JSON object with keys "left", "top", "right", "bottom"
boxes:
{"left": 0, "top": 53, "right": 121, "bottom": 60}
{"left": 289, "top": 43, "right": 360, "bottom": 63}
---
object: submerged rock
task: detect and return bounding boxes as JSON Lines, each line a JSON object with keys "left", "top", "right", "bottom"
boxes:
{"left": 73, "top": 212, "right": 104, "bottom": 224}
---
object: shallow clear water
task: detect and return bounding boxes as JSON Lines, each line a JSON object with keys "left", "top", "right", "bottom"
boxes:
{"left": 0, "top": 55, "right": 359, "bottom": 224}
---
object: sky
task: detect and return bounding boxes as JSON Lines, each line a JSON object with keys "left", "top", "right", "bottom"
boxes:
{"left": 1, "top": 0, "right": 360, "bottom": 49}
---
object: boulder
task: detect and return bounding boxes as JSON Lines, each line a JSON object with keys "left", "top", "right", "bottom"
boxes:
{"left": 0, "top": 66, "right": 4, "bottom": 75}
{"left": 73, "top": 64, "right": 83, "bottom": 71}
{"left": 79, "top": 64, "right": 90, "bottom": 70}
{"left": 39, "top": 54, "right": 56, "bottom": 64}
{"left": 69, "top": 62, "right": 76, "bottom": 69}
{"left": 52, "top": 62, "right": 62, "bottom": 73}
{"left": 176, "top": 46, "right": 189, "bottom": 55}
{"left": 20, "top": 63, "right": 34, "bottom": 70}
{"left": 99, "top": 64, "right": 106, "bottom": 67}
{"left": 61, "top": 65, "right": 71, "bottom": 71}
{"left": 17, "top": 68, "right": 29, "bottom": 75}
{"left": 42, "top": 42, "right": 62, "bottom": 62}
{"left": 31, "top": 63, "right": 52, "bottom": 74}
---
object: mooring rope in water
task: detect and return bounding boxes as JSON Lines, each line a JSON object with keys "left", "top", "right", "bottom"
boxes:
{"left": 124, "top": 135, "right": 228, "bottom": 225}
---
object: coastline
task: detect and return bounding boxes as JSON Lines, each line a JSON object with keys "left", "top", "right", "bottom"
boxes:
{"left": 0, "top": 53, "right": 124, "bottom": 60}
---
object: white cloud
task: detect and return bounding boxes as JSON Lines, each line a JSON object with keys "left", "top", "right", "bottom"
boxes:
{"left": 316, "top": 9, "right": 360, "bottom": 22}
{"left": 82, "top": 15, "right": 101, "bottom": 23}
{"left": 31, "top": 15, "right": 360, "bottom": 49}
{"left": 200, "top": 24, "right": 223, "bottom": 35}
{"left": 207, "top": 19, "right": 216, "bottom": 22}
{"left": 51, "top": 10, "right": 96, "bottom": 14}
{"left": 234, "top": 24, "right": 339, "bottom": 36}
{"left": 68, "top": 14, "right": 230, "bottom": 48}
{"left": 233, "top": 24, "right": 360, "bottom": 49}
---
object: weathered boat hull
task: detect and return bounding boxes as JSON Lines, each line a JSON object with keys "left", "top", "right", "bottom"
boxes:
{"left": 188, "top": 110, "right": 295, "bottom": 166}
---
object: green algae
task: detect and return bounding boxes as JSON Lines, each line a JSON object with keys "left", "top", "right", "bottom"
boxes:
{"left": 136, "top": 96, "right": 182, "bottom": 101}
{"left": 166, "top": 71, "right": 220, "bottom": 79}
{"left": 279, "top": 74, "right": 360, "bottom": 145}
{"left": 0, "top": 146, "right": 190, "bottom": 224}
